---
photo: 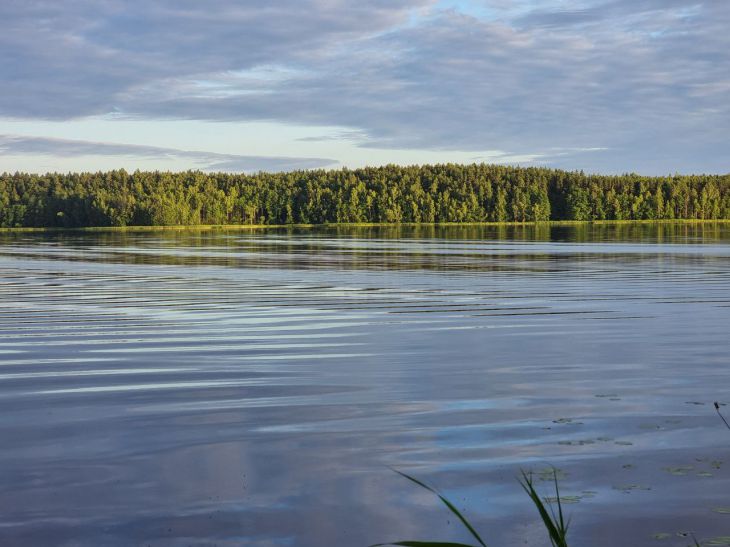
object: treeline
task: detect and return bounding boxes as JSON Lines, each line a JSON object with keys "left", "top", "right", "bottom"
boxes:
{"left": 1, "top": 164, "right": 729, "bottom": 228}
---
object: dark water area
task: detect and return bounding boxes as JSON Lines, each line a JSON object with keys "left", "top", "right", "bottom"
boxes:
{"left": 1, "top": 223, "right": 729, "bottom": 547}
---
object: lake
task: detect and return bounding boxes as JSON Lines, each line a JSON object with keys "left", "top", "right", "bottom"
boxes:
{"left": 1, "top": 224, "right": 729, "bottom": 547}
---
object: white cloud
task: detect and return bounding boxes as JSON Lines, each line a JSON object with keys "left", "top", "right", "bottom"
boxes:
{"left": 1, "top": 0, "right": 728, "bottom": 173}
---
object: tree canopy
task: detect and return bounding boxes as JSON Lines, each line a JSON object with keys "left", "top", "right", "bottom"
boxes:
{"left": 1, "top": 164, "right": 728, "bottom": 228}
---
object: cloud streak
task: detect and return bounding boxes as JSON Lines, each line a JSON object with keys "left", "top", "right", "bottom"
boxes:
{"left": 0, "top": 135, "right": 336, "bottom": 173}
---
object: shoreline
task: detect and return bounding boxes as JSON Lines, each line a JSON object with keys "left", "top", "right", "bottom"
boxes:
{"left": 1, "top": 219, "right": 730, "bottom": 234}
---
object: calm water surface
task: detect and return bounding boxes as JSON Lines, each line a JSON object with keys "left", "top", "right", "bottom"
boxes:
{"left": 1, "top": 224, "right": 729, "bottom": 547}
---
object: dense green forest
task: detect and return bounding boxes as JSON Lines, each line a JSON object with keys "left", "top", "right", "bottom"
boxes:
{"left": 1, "top": 164, "right": 729, "bottom": 228}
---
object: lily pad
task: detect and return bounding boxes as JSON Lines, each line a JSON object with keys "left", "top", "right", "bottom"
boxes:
{"left": 536, "top": 467, "right": 567, "bottom": 481}
{"left": 613, "top": 484, "right": 652, "bottom": 493}
{"left": 558, "top": 439, "right": 596, "bottom": 446}
{"left": 552, "top": 417, "right": 584, "bottom": 425}
{"left": 662, "top": 466, "right": 694, "bottom": 476}
{"left": 543, "top": 495, "right": 582, "bottom": 504}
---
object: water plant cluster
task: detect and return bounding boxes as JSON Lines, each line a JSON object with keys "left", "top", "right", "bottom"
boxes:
{"left": 375, "top": 403, "right": 730, "bottom": 547}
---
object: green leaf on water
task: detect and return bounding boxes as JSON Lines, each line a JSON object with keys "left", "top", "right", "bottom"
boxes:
{"left": 543, "top": 495, "right": 582, "bottom": 505}
{"left": 612, "top": 484, "right": 652, "bottom": 492}
{"left": 662, "top": 466, "right": 694, "bottom": 476}
{"left": 558, "top": 439, "right": 595, "bottom": 446}
{"left": 696, "top": 471, "right": 714, "bottom": 477}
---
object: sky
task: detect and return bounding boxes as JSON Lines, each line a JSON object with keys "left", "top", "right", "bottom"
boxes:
{"left": 0, "top": 0, "right": 728, "bottom": 175}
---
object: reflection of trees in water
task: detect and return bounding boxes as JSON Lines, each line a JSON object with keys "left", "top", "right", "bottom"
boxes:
{"left": 2, "top": 223, "right": 728, "bottom": 273}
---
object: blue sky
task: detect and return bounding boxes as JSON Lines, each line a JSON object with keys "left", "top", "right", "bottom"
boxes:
{"left": 0, "top": 0, "right": 728, "bottom": 174}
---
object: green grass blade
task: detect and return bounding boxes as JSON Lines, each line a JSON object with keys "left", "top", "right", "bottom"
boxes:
{"left": 518, "top": 470, "right": 569, "bottom": 547}
{"left": 392, "top": 469, "right": 488, "bottom": 547}
{"left": 715, "top": 402, "right": 730, "bottom": 431}
{"left": 552, "top": 469, "right": 568, "bottom": 536}
{"left": 370, "top": 542, "right": 480, "bottom": 547}
{"left": 518, "top": 474, "right": 561, "bottom": 546}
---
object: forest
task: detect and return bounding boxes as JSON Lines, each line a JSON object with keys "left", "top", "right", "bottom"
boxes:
{"left": 1, "top": 164, "right": 729, "bottom": 228}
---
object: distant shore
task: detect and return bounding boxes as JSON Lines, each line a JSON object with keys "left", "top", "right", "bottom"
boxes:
{"left": 2, "top": 164, "right": 729, "bottom": 228}
{"left": 2, "top": 219, "right": 730, "bottom": 234}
